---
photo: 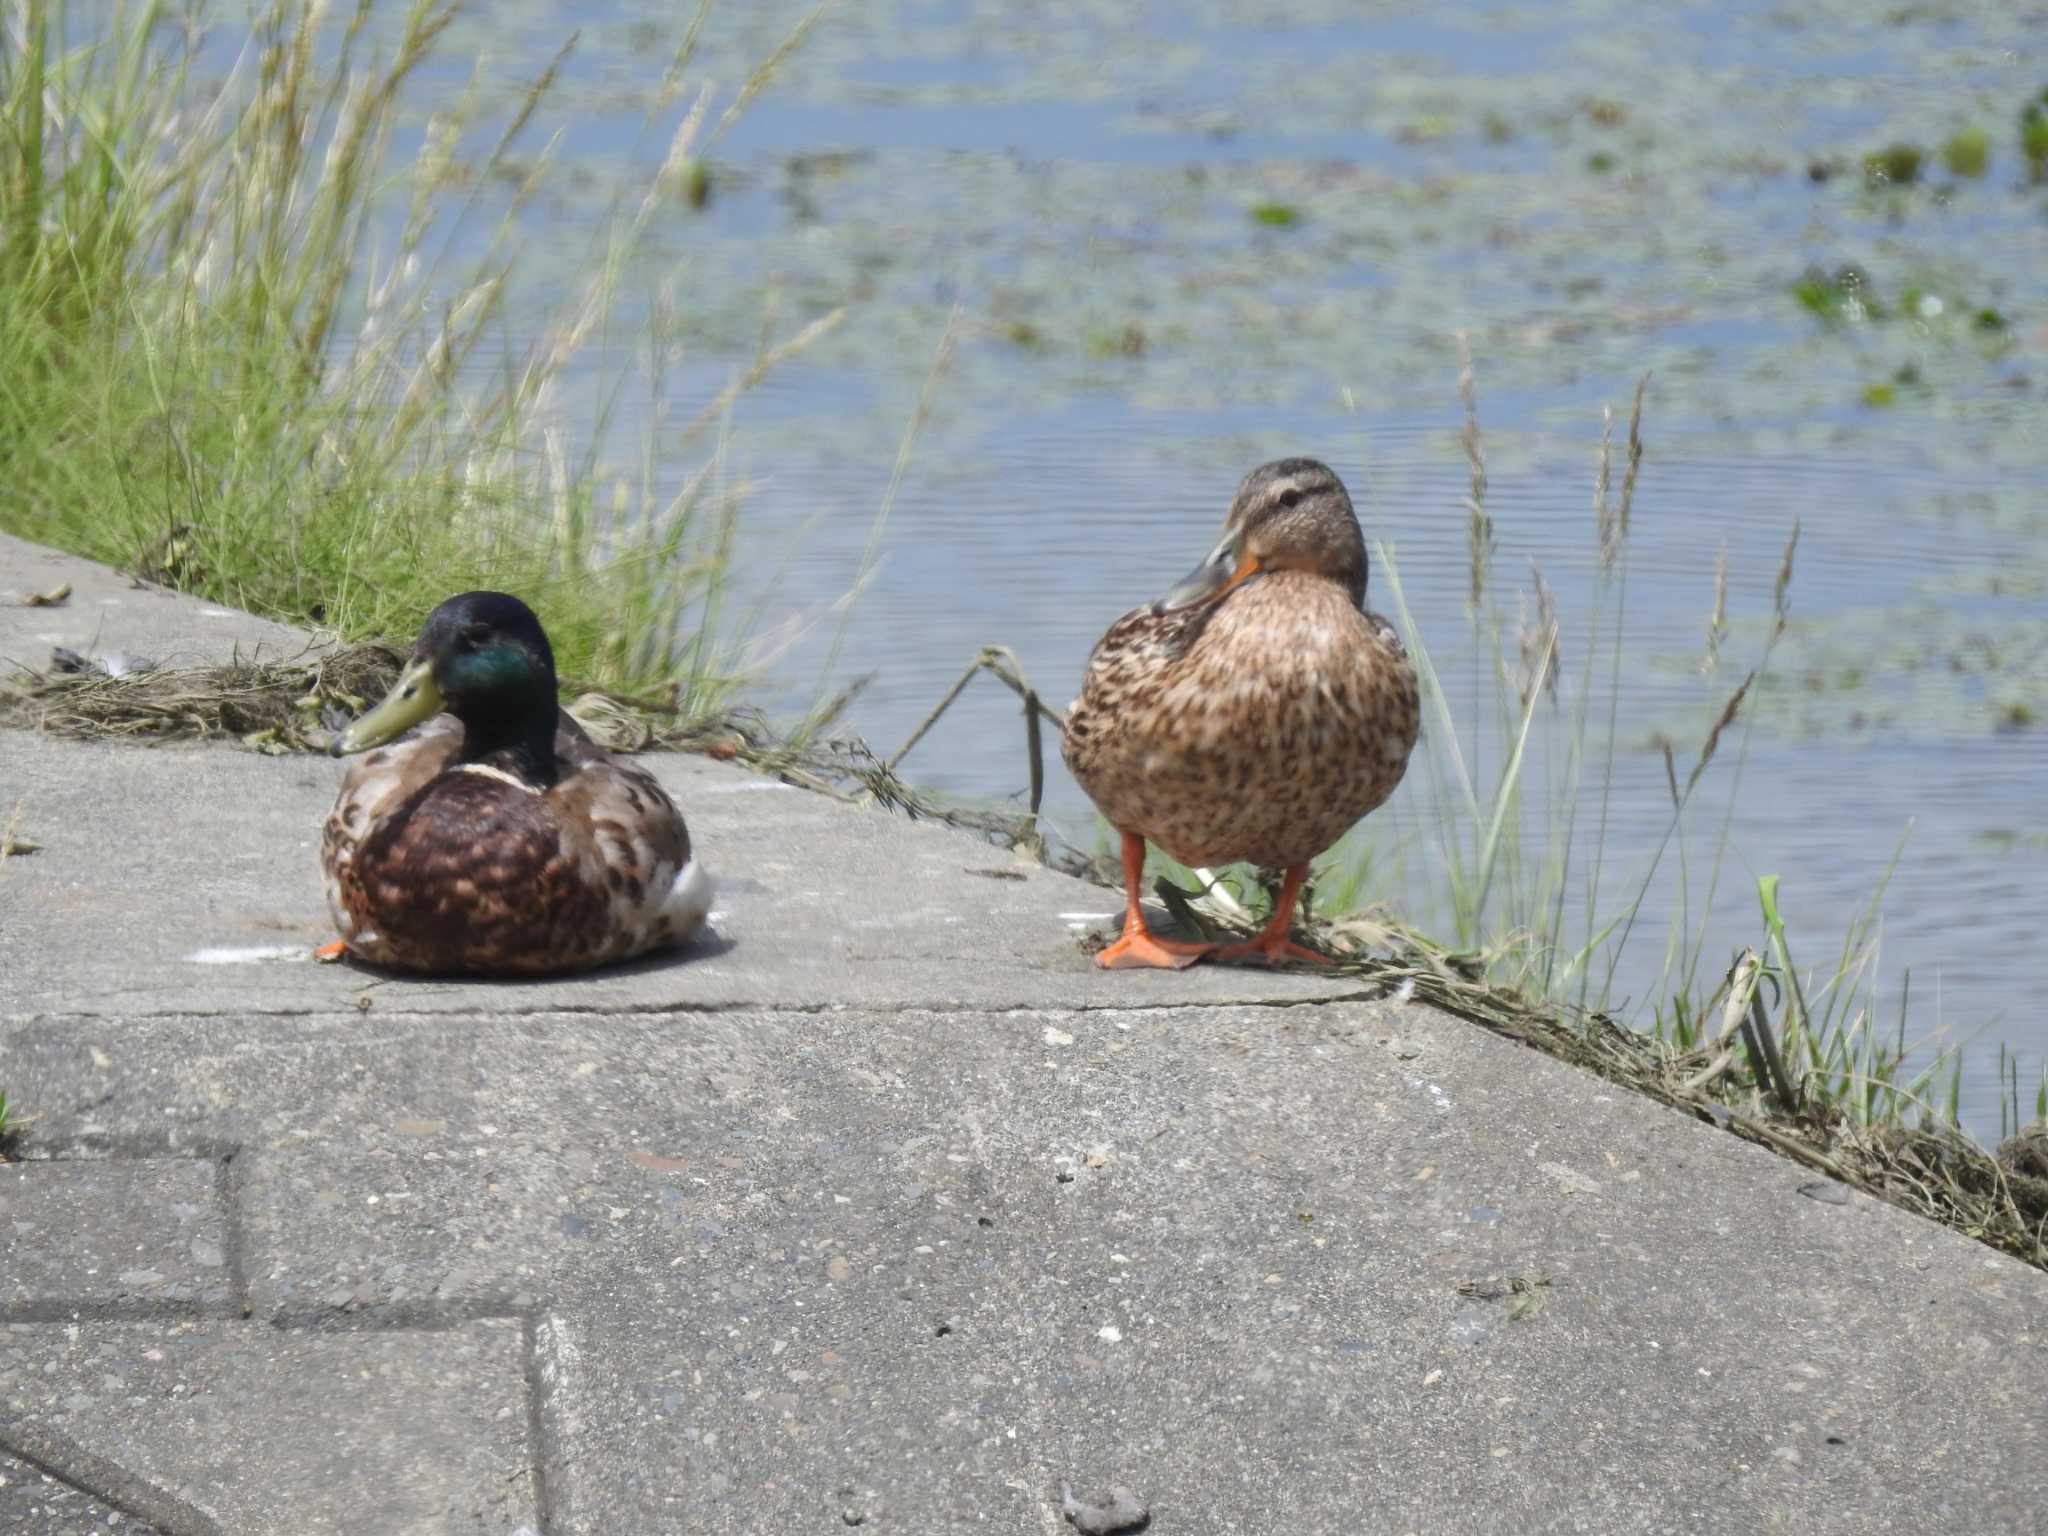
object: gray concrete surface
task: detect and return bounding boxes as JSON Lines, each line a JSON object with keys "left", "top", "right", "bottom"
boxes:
{"left": 3, "top": 540, "right": 2046, "bottom": 1535}
{"left": 2, "top": 1159, "right": 235, "bottom": 1321}
{"left": 1, "top": 531, "right": 312, "bottom": 674}
{"left": 0, "top": 1320, "right": 536, "bottom": 1534}
{"left": 0, "top": 1450, "right": 167, "bottom": 1535}
{"left": 0, "top": 731, "right": 1346, "bottom": 1018}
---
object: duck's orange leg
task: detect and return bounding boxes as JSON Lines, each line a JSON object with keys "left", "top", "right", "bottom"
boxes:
{"left": 1215, "top": 864, "right": 1329, "bottom": 966}
{"left": 313, "top": 939, "right": 348, "bottom": 963}
{"left": 1095, "top": 831, "right": 1216, "bottom": 970}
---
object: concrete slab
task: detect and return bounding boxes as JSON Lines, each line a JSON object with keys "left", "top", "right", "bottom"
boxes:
{"left": 431, "top": 1001, "right": 2048, "bottom": 1535}
{"left": 9, "top": 1007, "right": 794, "bottom": 1320}
{"left": 0, "top": 730, "right": 1351, "bottom": 1018}
{"left": 1, "top": 1159, "right": 235, "bottom": 1321}
{"left": 0, "top": 533, "right": 312, "bottom": 676}
{"left": 4, "top": 1001, "right": 2041, "bottom": 1532}
{"left": 0, "top": 1318, "right": 537, "bottom": 1536}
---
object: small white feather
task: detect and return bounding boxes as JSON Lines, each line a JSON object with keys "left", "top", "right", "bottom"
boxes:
{"left": 455, "top": 762, "right": 541, "bottom": 793}
{"left": 664, "top": 856, "right": 715, "bottom": 941}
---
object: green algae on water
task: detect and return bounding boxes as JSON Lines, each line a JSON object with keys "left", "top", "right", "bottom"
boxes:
{"left": 1941, "top": 127, "right": 1990, "bottom": 179}
{"left": 1863, "top": 142, "right": 1924, "bottom": 187}
{"left": 2021, "top": 89, "right": 2048, "bottom": 180}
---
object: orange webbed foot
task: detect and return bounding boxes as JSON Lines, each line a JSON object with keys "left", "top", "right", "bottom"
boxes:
{"left": 314, "top": 939, "right": 348, "bottom": 963}
{"left": 1214, "top": 934, "right": 1330, "bottom": 967}
{"left": 1095, "top": 929, "right": 1216, "bottom": 970}
{"left": 1211, "top": 864, "right": 1327, "bottom": 967}
{"left": 1092, "top": 829, "right": 1218, "bottom": 970}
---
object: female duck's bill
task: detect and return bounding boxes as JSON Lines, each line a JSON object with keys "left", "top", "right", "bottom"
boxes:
{"left": 1152, "top": 528, "right": 1264, "bottom": 616}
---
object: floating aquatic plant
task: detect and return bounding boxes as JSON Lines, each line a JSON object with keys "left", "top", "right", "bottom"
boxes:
{"left": 1941, "top": 127, "right": 1990, "bottom": 179}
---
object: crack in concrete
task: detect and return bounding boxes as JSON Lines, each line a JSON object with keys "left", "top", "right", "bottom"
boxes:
{"left": 266, "top": 1299, "right": 546, "bottom": 1332}
{"left": 213, "top": 1146, "right": 253, "bottom": 1321}
{"left": 6, "top": 987, "right": 1394, "bottom": 1027}
{"left": 1, "top": 1298, "right": 240, "bottom": 1326}
{"left": 0, "top": 1425, "right": 224, "bottom": 1536}
{"left": 2, "top": 1134, "right": 239, "bottom": 1162}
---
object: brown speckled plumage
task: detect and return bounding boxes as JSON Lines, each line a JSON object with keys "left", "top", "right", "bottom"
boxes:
{"left": 320, "top": 593, "right": 711, "bottom": 976}
{"left": 1065, "top": 575, "right": 1416, "bottom": 868}
{"left": 1063, "top": 459, "right": 1418, "bottom": 945}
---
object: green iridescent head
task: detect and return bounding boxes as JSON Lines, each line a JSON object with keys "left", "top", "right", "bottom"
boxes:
{"left": 331, "top": 591, "right": 559, "bottom": 766}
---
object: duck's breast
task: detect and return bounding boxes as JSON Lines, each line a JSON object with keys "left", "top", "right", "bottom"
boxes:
{"left": 1066, "top": 574, "right": 1418, "bottom": 869}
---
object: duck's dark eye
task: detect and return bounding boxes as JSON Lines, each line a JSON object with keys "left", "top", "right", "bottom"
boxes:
{"left": 458, "top": 622, "right": 493, "bottom": 650}
{"left": 1276, "top": 486, "right": 1304, "bottom": 509}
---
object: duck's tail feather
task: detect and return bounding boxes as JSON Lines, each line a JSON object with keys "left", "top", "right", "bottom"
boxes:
{"left": 664, "top": 855, "right": 715, "bottom": 941}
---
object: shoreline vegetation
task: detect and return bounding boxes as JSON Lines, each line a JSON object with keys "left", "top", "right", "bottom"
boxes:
{"left": 1, "top": 0, "right": 839, "bottom": 710}
{"left": 3, "top": 3, "right": 2044, "bottom": 1265}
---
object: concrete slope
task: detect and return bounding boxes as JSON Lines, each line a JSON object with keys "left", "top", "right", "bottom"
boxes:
{"left": 2, "top": 539, "right": 2042, "bottom": 1536}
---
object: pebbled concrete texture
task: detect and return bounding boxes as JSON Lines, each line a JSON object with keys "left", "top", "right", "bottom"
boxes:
{"left": 1, "top": 1159, "right": 235, "bottom": 1320}
{"left": 0, "top": 531, "right": 311, "bottom": 674}
{"left": 4, "top": 537, "right": 2047, "bottom": 1534}
{"left": 0, "top": 1319, "right": 537, "bottom": 1535}
{"left": 525, "top": 997, "right": 2034, "bottom": 1535}
{"left": 8, "top": 1001, "right": 2045, "bottom": 1533}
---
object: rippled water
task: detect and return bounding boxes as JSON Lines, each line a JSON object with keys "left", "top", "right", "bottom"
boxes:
{"left": 278, "top": 0, "right": 2048, "bottom": 1132}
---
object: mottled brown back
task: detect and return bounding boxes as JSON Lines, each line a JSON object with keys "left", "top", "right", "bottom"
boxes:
{"left": 321, "top": 713, "right": 701, "bottom": 975}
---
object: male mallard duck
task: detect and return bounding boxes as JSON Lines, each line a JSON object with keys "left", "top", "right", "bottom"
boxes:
{"left": 1062, "top": 458, "right": 1418, "bottom": 969}
{"left": 318, "top": 591, "right": 712, "bottom": 975}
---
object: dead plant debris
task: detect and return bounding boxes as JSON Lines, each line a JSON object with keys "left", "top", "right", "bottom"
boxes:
{"left": 1997, "top": 1122, "right": 2048, "bottom": 1182}
{"left": 1457, "top": 1274, "right": 1555, "bottom": 1302}
{"left": 21, "top": 582, "right": 72, "bottom": 607}
{"left": 2, "top": 800, "right": 38, "bottom": 858}
{"left": 1, "top": 642, "right": 405, "bottom": 750}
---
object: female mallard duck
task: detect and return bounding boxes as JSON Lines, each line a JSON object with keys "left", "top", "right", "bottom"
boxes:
{"left": 318, "top": 591, "right": 712, "bottom": 975}
{"left": 1062, "top": 458, "right": 1418, "bottom": 969}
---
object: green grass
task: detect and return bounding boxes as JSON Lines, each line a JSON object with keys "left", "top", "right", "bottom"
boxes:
{"left": 1997, "top": 1044, "right": 2048, "bottom": 1143}
{"left": 1, "top": 0, "right": 828, "bottom": 704}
